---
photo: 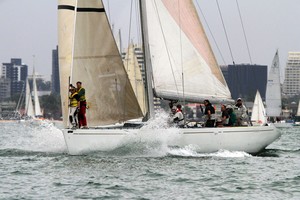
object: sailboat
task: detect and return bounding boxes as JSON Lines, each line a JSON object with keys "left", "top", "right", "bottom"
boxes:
{"left": 32, "top": 68, "right": 43, "bottom": 117}
{"left": 58, "top": 0, "right": 280, "bottom": 155}
{"left": 293, "top": 100, "right": 300, "bottom": 126}
{"left": 265, "top": 50, "right": 292, "bottom": 128}
{"left": 22, "top": 68, "right": 44, "bottom": 124}
{"left": 24, "top": 78, "right": 35, "bottom": 119}
{"left": 251, "top": 90, "right": 267, "bottom": 126}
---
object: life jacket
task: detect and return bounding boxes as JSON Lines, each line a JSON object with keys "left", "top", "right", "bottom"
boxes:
{"left": 77, "top": 87, "right": 86, "bottom": 102}
{"left": 69, "top": 92, "right": 78, "bottom": 107}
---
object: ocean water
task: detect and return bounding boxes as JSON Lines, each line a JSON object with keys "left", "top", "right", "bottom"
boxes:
{"left": 0, "top": 121, "right": 299, "bottom": 200}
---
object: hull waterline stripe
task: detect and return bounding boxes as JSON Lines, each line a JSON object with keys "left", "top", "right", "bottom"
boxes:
{"left": 58, "top": 5, "right": 105, "bottom": 13}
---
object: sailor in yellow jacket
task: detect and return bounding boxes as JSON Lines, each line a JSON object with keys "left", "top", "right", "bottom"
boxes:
{"left": 69, "top": 86, "right": 79, "bottom": 128}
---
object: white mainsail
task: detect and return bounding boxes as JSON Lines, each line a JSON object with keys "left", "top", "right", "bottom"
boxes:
{"left": 144, "top": 0, "right": 231, "bottom": 103}
{"left": 124, "top": 44, "right": 147, "bottom": 115}
{"left": 58, "top": 0, "right": 143, "bottom": 127}
{"left": 266, "top": 50, "right": 281, "bottom": 117}
{"left": 251, "top": 90, "right": 267, "bottom": 125}
{"left": 32, "top": 68, "right": 42, "bottom": 116}
{"left": 25, "top": 78, "right": 35, "bottom": 118}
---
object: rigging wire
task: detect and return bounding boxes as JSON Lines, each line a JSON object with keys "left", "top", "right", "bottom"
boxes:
{"left": 195, "top": 0, "right": 226, "bottom": 65}
{"left": 177, "top": 0, "right": 186, "bottom": 120}
{"left": 126, "top": 0, "right": 134, "bottom": 71}
{"left": 216, "top": 0, "right": 235, "bottom": 64}
{"left": 236, "top": 0, "right": 253, "bottom": 64}
{"left": 153, "top": 0, "right": 180, "bottom": 96}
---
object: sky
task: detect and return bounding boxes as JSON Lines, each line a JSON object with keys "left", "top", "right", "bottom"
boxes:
{"left": 0, "top": 0, "right": 299, "bottom": 81}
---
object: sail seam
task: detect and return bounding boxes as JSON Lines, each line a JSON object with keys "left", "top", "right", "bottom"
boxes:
{"left": 58, "top": 5, "right": 105, "bottom": 13}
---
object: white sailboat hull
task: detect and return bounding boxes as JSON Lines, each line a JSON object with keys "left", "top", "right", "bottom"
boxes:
{"left": 63, "top": 126, "right": 280, "bottom": 155}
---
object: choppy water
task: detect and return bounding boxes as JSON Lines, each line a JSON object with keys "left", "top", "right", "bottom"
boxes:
{"left": 0, "top": 121, "right": 299, "bottom": 200}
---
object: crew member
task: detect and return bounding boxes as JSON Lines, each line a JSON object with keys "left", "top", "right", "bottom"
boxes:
{"left": 76, "top": 81, "right": 88, "bottom": 128}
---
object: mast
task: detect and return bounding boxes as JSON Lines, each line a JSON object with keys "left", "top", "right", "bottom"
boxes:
{"left": 139, "top": 0, "right": 155, "bottom": 120}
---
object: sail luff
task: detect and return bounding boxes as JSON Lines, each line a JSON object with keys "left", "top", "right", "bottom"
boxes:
{"left": 58, "top": 0, "right": 77, "bottom": 127}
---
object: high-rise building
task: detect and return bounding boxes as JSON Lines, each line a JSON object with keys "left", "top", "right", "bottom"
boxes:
{"left": 122, "top": 44, "right": 145, "bottom": 83}
{"left": 51, "top": 46, "right": 60, "bottom": 94}
{"left": 121, "top": 44, "right": 161, "bottom": 109}
{"left": 283, "top": 52, "right": 300, "bottom": 96}
{"left": 221, "top": 64, "right": 267, "bottom": 100}
{"left": 1, "top": 58, "right": 28, "bottom": 97}
{"left": 0, "top": 78, "right": 11, "bottom": 101}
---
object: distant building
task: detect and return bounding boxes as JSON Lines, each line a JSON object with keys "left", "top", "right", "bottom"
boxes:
{"left": 1, "top": 58, "right": 28, "bottom": 97}
{"left": 121, "top": 44, "right": 161, "bottom": 109}
{"left": 283, "top": 52, "right": 300, "bottom": 96}
{"left": 0, "top": 78, "right": 11, "bottom": 101}
{"left": 122, "top": 44, "right": 145, "bottom": 83}
{"left": 221, "top": 64, "right": 267, "bottom": 100}
{"left": 51, "top": 46, "right": 60, "bottom": 94}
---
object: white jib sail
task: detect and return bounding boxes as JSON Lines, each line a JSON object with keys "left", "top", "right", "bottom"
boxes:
{"left": 58, "top": 0, "right": 143, "bottom": 127}
{"left": 32, "top": 68, "right": 42, "bottom": 116}
{"left": 251, "top": 90, "right": 267, "bottom": 125}
{"left": 144, "top": 0, "right": 231, "bottom": 103}
{"left": 266, "top": 50, "right": 281, "bottom": 117}
{"left": 25, "top": 78, "right": 35, "bottom": 118}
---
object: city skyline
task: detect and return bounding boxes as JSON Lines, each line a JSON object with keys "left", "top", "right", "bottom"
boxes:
{"left": 0, "top": 0, "right": 299, "bottom": 81}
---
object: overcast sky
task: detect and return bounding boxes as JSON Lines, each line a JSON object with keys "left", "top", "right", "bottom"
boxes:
{"left": 0, "top": 0, "right": 299, "bottom": 81}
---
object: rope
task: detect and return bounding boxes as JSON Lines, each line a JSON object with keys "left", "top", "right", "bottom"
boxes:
{"left": 236, "top": 0, "right": 253, "bottom": 64}
{"left": 195, "top": 0, "right": 226, "bottom": 65}
{"left": 216, "top": 0, "right": 235, "bottom": 64}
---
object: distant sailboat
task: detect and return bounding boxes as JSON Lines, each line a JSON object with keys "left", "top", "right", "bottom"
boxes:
{"left": 251, "top": 90, "right": 267, "bottom": 125}
{"left": 266, "top": 50, "right": 282, "bottom": 118}
{"left": 32, "top": 68, "right": 43, "bottom": 117}
{"left": 293, "top": 100, "right": 300, "bottom": 126}
{"left": 58, "top": 0, "right": 280, "bottom": 155}
{"left": 266, "top": 50, "right": 292, "bottom": 127}
{"left": 24, "top": 78, "right": 35, "bottom": 118}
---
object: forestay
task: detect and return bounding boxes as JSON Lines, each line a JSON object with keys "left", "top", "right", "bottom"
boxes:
{"left": 144, "top": 0, "right": 231, "bottom": 103}
{"left": 58, "top": 0, "right": 143, "bottom": 127}
{"left": 265, "top": 50, "right": 281, "bottom": 117}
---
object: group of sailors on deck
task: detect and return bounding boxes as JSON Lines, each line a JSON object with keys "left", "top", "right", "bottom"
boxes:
{"left": 169, "top": 98, "right": 249, "bottom": 128}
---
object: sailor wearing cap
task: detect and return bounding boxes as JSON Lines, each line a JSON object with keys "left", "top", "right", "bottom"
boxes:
{"left": 234, "top": 98, "right": 248, "bottom": 126}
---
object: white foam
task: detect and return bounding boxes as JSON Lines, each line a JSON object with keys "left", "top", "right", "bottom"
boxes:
{"left": 4, "top": 121, "right": 66, "bottom": 154}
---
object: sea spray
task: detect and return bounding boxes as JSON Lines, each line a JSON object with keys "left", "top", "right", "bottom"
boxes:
{"left": 1, "top": 121, "right": 66, "bottom": 154}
